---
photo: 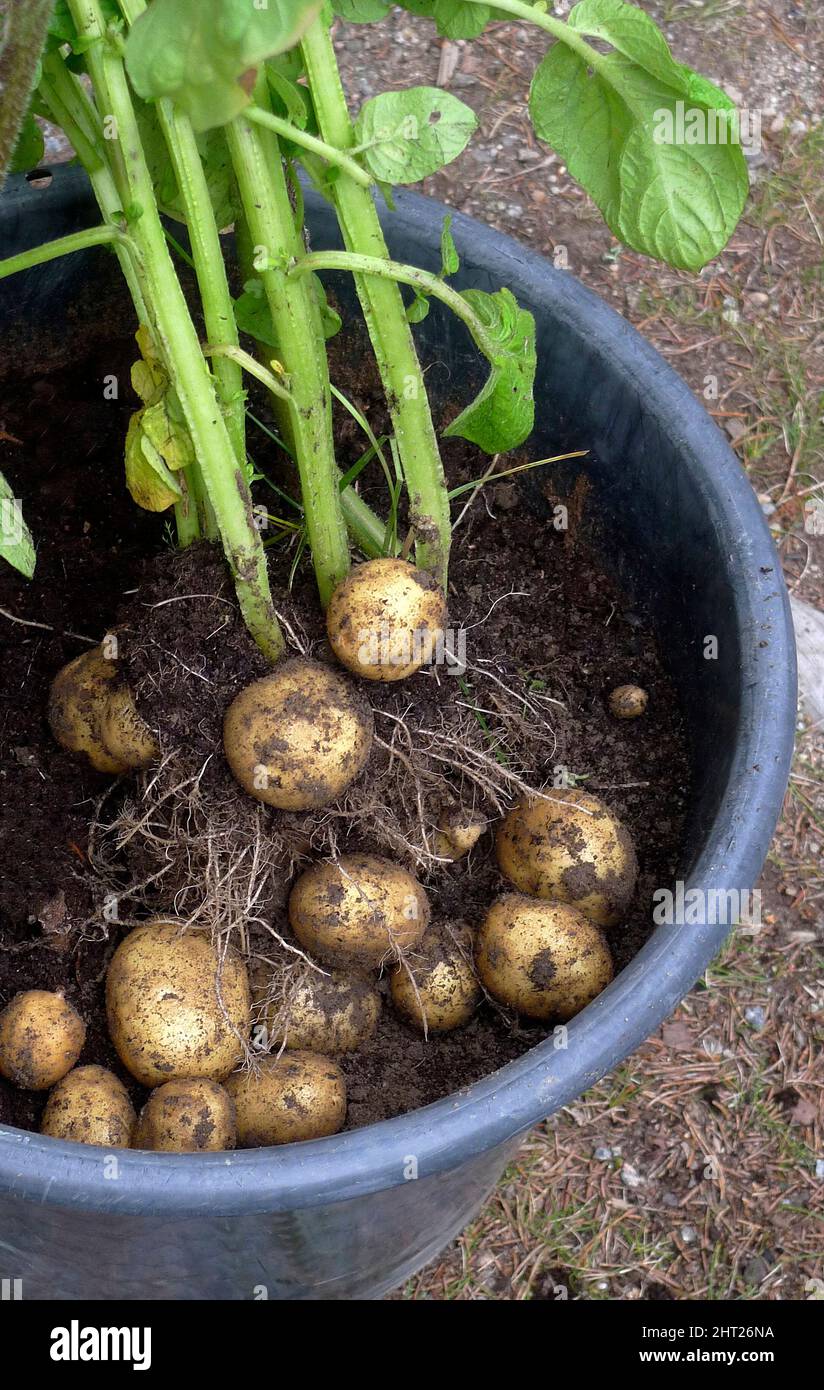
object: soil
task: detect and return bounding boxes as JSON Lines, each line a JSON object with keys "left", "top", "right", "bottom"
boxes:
{"left": 0, "top": 332, "right": 689, "bottom": 1138}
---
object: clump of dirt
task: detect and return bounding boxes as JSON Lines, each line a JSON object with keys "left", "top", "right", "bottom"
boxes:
{"left": 0, "top": 341, "right": 690, "bottom": 1135}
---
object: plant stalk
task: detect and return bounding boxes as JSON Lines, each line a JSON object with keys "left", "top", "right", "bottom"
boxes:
{"left": 300, "top": 15, "right": 451, "bottom": 584}
{"left": 226, "top": 97, "right": 350, "bottom": 607}
{"left": 68, "top": 0, "right": 283, "bottom": 661}
{"left": 0, "top": 225, "right": 136, "bottom": 279}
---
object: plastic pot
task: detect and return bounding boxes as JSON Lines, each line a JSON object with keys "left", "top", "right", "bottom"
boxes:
{"left": 0, "top": 169, "right": 795, "bottom": 1301}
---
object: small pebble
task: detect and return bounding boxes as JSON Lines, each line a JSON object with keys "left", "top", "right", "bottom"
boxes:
{"left": 744, "top": 1005, "right": 767, "bottom": 1030}
{"left": 594, "top": 1145, "right": 614, "bottom": 1161}
{"left": 680, "top": 1225, "right": 698, "bottom": 1244}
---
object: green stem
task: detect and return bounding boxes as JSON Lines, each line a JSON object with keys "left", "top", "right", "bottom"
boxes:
{"left": 38, "top": 55, "right": 150, "bottom": 323}
{"left": 461, "top": 0, "right": 606, "bottom": 65}
{"left": 300, "top": 15, "right": 451, "bottom": 585}
{"left": 203, "top": 343, "right": 292, "bottom": 405}
{"left": 226, "top": 99, "right": 349, "bottom": 607}
{"left": 244, "top": 106, "right": 373, "bottom": 189}
{"left": 68, "top": 0, "right": 283, "bottom": 661}
{"left": 0, "top": 224, "right": 135, "bottom": 279}
{"left": 293, "top": 250, "right": 501, "bottom": 363}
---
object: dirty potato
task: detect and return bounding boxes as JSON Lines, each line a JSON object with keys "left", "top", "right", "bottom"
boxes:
{"left": 495, "top": 789, "right": 637, "bottom": 928}
{"left": 40, "top": 1065, "right": 136, "bottom": 1147}
{"left": 288, "top": 853, "right": 430, "bottom": 969}
{"left": 223, "top": 659, "right": 373, "bottom": 811}
{"left": 0, "top": 989, "right": 86, "bottom": 1090}
{"left": 390, "top": 925, "right": 480, "bottom": 1032}
{"left": 326, "top": 557, "right": 447, "bottom": 681}
{"left": 105, "top": 919, "right": 250, "bottom": 1086}
{"left": 475, "top": 894, "right": 613, "bottom": 1021}
{"left": 225, "top": 1051, "right": 346, "bottom": 1147}
{"left": 133, "top": 1077, "right": 236, "bottom": 1152}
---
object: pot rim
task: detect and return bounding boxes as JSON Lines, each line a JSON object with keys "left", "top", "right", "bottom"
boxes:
{"left": 0, "top": 176, "right": 796, "bottom": 1215}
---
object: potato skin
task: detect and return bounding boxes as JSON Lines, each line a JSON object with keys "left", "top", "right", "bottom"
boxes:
{"left": 608, "top": 684, "right": 648, "bottom": 719}
{"left": 225, "top": 1051, "right": 346, "bottom": 1147}
{"left": 391, "top": 926, "right": 480, "bottom": 1033}
{"left": 476, "top": 894, "right": 613, "bottom": 1021}
{"left": 0, "top": 990, "right": 86, "bottom": 1090}
{"left": 289, "top": 853, "right": 430, "bottom": 969}
{"left": 223, "top": 659, "right": 373, "bottom": 811}
{"left": 48, "top": 646, "right": 158, "bottom": 774}
{"left": 133, "top": 1078, "right": 236, "bottom": 1152}
{"left": 266, "top": 970, "right": 381, "bottom": 1053}
{"left": 40, "top": 1065, "right": 135, "bottom": 1147}
{"left": 495, "top": 790, "right": 637, "bottom": 928}
{"left": 105, "top": 919, "right": 250, "bottom": 1086}
{"left": 326, "top": 557, "right": 447, "bottom": 681}
{"left": 434, "top": 807, "right": 485, "bottom": 862}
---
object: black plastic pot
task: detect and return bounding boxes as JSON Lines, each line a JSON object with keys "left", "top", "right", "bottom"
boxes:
{"left": 0, "top": 169, "right": 795, "bottom": 1300}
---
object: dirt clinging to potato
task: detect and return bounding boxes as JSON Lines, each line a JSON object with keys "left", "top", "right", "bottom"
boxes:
{"left": 0, "top": 342, "right": 690, "bottom": 1134}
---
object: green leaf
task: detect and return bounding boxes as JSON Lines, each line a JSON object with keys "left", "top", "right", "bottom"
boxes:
{"left": 406, "top": 291, "right": 431, "bottom": 323}
{"left": 9, "top": 110, "right": 45, "bottom": 176}
{"left": 354, "top": 87, "right": 477, "bottom": 183}
{"left": 266, "top": 69, "right": 310, "bottom": 130}
{"left": 125, "top": 0, "right": 322, "bottom": 132}
{"left": 0, "top": 471, "right": 36, "bottom": 579}
{"left": 440, "top": 213, "right": 460, "bottom": 277}
{"left": 528, "top": 0, "right": 748, "bottom": 270}
{"left": 125, "top": 412, "right": 183, "bottom": 512}
{"left": 331, "top": 0, "right": 392, "bottom": 20}
{"left": 233, "top": 282, "right": 277, "bottom": 347}
{"left": 433, "top": 0, "right": 490, "bottom": 39}
{"left": 234, "top": 276, "right": 341, "bottom": 346}
{"left": 444, "top": 288, "right": 536, "bottom": 453}
{"left": 0, "top": 0, "right": 56, "bottom": 190}
{"left": 311, "top": 273, "right": 343, "bottom": 340}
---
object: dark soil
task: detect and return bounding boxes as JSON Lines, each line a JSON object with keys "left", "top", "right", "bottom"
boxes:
{"left": 0, "top": 335, "right": 689, "bottom": 1137}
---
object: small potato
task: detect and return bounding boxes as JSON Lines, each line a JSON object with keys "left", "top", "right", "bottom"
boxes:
{"left": 288, "top": 853, "right": 430, "bottom": 969}
{"left": 0, "top": 989, "right": 85, "bottom": 1090}
{"left": 391, "top": 926, "right": 480, "bottom": 1033}
{"left": 106, "top": 919, "right": 250, "bottom": 1086}
{"left": 495, "top": 789, "right": 637, "bottom": 928}
{"left": 326, "top": 557, "right": 447, "bottom": 681}
{"left": 608, "top": 684, "right": 648, "bottom": 720}
{"left": 100, "top": 684, "right": 159, "bottom": 769}
{"left": 225, "top": 1051, "right": 346, "bottom": 1147}
{"left": 475, "top": 894, "right": 613, "bottom": 1021}
{"left": 223, "top": 659, "right": 373, "bottom": 811}
{"left": 48, "top": 645, "right": 158, "bottom": 774}
{"left": 40, "top": 1065, "right": 135, "bottom": 1147}
{"left": 434, "top": 806, "right": 486, "bottom": 862}
{"left": 265, "top": 969, "right": 381, "bottom": 1053}
{"left": 133, "top": 1078, "right": 236, "bottom": 1152}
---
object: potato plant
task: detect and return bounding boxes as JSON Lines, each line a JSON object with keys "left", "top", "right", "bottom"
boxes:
{"left": 0, "top": 2, "right": 750, "bottom": 1143}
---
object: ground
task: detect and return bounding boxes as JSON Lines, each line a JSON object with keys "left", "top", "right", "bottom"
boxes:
{"left": 330, "top": 2, "right": 824, "bottom": 1301}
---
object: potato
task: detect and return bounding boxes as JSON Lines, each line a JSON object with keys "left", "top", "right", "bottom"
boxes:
{"left": 40, "top": 1065, "right": 135, "bottom": 1147}
{"left": 608, "top": 684, "right": 648, "bottom": 719}
{"left": 326, "top": 557, "right": 447, "bottom": 681}
{"left": 105, "top": 919, "right": 250, "bottom": 1086}
{"left": 434, "top": 806, "right": 485, "bottom": 862}
{"left": 225, "top": 1051, "right": 346, "bottom": 1147}
{"left": 133, "top": 1078, "right": 236, "bottom": 1152}
{"left": 265, "top": 969, "right": 381, "bottom": 1053}
{"left": 495, "top": 789, "right": 637, "bottom": 928}
{"left": 289, "top": 853, "right": 430, "bottom": 969}
{"left": 390, "top": 925, "right": 480, "bottom": 1033}
{"left": 48, "top": 645, "right": 158, "bottom": 773}
{"left": 223, "top": 659, "right": 373, "bottom": 811}
{"left": 0, "top": 989, "right": 85, "bottom": 1090}
{"left": 100, "top": 684, "right": 159, "bottom": 769}
{"left": 475, "top": 894, "right": 613, "bottom": 1021}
